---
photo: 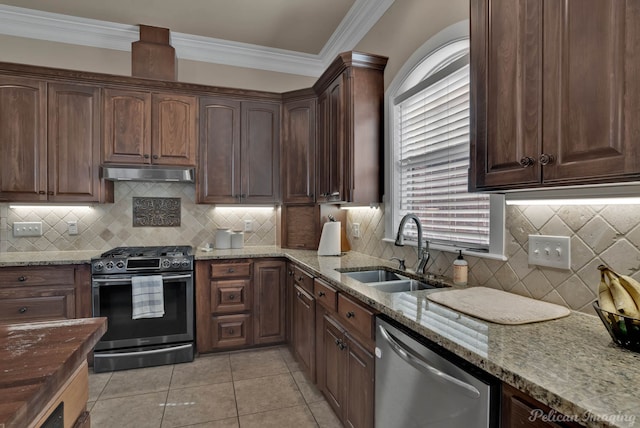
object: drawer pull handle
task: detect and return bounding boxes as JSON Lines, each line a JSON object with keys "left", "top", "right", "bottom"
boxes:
{"left": 346, "top": 311, "right": 355, "bottom": 319}
{"left": 228, "top": 268, "right": 235, "bottom": 273}
{"left": 228, "top": 328, "right": 234, "bottom": 335}
{"left": 19, "top": 307, "right": 28, "bottom": 313}
{"left": 336, "top": 339, "right": 346, "bottom": 350}
{"left": 229, "top": 294, "right": 235, "bottom": 300}
{"left": 296, "top": 291, "right": 303, "bottom": 298}
{"left": 318, "top": 291, "right": 326, "bottom": 297}
{"left": 18, "top": 276, "right": 27, "bottom": 282}
{"left": 297, "top": 276, "right": 304, "bottom": 282}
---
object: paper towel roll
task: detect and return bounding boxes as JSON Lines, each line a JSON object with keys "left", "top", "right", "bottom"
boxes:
{"left": 318, "top": 221, "right": 341, "bottom": 256}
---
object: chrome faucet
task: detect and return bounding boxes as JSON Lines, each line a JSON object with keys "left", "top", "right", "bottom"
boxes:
{"left": 395, "top": 213, "right": 430, "bottom": 275}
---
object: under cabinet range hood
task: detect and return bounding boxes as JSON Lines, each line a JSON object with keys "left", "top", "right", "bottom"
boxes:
{"left": 100, "top": 165, "right": 195, "bottom": 183}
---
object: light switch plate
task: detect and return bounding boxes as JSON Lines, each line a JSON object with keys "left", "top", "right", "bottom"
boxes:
{"left": 528, "top": 235, "right": 571, "bottom": 269}
{"left": 352, "top": 223, "right": 361, "bottom": 238}
{"left": 13, "top": 221, "right": 43, "bottom": 237}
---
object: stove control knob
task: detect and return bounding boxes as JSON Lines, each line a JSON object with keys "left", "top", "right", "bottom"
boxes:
{"left": 161, "top": 259, "right": 171, "bottom": 268}
{"left": 172, "top": 259, "right": 181, "bottom": 268}
{"left": 105, "top": 261, "right": 115, "bottom": 270}
{"left": 181, "top": 259, "right": 190, "bottom": 268}
{"left": 94, "top": 262, "right": 104, "bottom": 271}
{"left": 116, "top": 261, "right": 125, "bottom": 270}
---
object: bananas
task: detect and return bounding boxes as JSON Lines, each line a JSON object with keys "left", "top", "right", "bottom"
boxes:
{"left": 598, "top": 265, "right": 640, "bottom": 318}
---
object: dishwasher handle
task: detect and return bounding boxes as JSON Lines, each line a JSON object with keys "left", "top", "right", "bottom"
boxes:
{"left": 378, "top": 325, "right": 481, "bottom": 399}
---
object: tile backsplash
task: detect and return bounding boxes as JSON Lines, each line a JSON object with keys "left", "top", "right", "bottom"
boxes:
{"left": 346, "top": 204, "right": 640, "bottom": 313}
{"left": 0, "top": 183, "right": 277, "bottom": 253}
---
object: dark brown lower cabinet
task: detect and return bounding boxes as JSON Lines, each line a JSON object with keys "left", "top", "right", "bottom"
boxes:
{"left": 316, "top": 306, "right": 374, "bottom": 428}
{"left": 502, "top": 383, "right": 582, "bottom": 428}
{"left": 253, "top": 260, "right": 286, "bottom": 345}
{"left": 292, "top": 283, "right": 316, "bottom": 380}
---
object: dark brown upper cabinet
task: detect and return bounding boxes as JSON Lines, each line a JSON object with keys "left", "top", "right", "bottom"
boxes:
{"left": 282, "top": 93, "right": 316, "bottom": 204}
{"left": 470, "top": 0, "right": 640, "bottom": 191}
{"left": 313, "top": 52, "right": 387, "bottom": 205}
{"left": 0, "top": 76, "right": 111, "bottom": 203}
{"left": 103, "top": 89, "right": 197, "bottom": 166}
{"left": 198, "top": 96, "right": 280, "bottom": 204}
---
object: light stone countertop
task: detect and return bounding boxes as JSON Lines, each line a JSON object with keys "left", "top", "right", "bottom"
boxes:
{"left": 2, "top": 246, "right": 639, "bottom": 427}
{"left": 0, "top": 250, "right": 101, "bottom": 266}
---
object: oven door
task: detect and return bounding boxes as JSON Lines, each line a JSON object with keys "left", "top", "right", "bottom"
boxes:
{"left": 92, "top": 272, "right": 194, "bottom": 351}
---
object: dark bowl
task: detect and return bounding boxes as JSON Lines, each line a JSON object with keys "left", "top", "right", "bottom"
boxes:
{"left": 593, "top": 301, "right": 640, "bottom": 352}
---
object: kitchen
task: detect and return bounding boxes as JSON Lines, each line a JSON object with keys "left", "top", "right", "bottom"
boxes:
{"left": 1, "top": 0, "right": 640, "bottom": 427}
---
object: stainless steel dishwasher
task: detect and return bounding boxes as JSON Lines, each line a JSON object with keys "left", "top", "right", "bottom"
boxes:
{"left": 375, "top": 318, "right": 499, "bottom": 428}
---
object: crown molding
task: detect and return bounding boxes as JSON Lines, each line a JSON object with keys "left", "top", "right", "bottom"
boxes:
{"left": 0, "top": 0, "right": 394, "bottom": 77}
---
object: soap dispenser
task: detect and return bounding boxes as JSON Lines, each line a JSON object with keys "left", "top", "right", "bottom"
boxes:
{"left": 453, "top": 250, "right": 468, "bottom": 286}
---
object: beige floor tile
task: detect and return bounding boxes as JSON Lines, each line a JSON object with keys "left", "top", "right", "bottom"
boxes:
{"left": 161, "top": 382, "right": 237, "bottom": 428}
{"left": 230, "top": 348, "right": 289, "bottom": 381}
{"left": 172, "top": 418, "right": 239, "bottom": 428}
{"left": 170, "top": 354, "right": 231, "bottom": 389}
{"left": 279, "top": 347, "right": 304, "bottom": 372}
{"left": 100, "top": 364, "right": 174, "bottom": 399}
{"left": 234, "top": 373, "right": 306, "bottom": 416}
{"left": 88, "top": 370, "right": 112, "bottom": 402}
{"left": 239, "top": 405, "right": 318, "bottom": 428}
{"left": 308, "top": 401, "right": 343, "bottom": 428}
{"left": 90, "top": 391, "right": 167, "bottom": 428}
{"left": 292, "top": 370, "right": 325, "bottom": 404}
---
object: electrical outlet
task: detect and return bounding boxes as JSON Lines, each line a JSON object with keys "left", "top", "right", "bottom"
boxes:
{"left": 244, "top": 219, "right": 253, "bottom": 232}
{"left": 67, "top": 221, "right": 78, "bottom": 235}
{"left": 528, "top": 235, "right": 571, "bottom": 269}
{"left": 352, "top": 223, "right": 361, "bottom": 238}
{"left": 13, "top": 221, "right": 43, "bottom": 237}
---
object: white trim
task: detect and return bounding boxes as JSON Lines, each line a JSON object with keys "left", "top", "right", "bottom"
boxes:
{"left": 0, "top": 0, "right": 395, "bottom": 77}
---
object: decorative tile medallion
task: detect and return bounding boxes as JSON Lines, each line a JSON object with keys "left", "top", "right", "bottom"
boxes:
{"left": 133, "top": 197, "right": 181, "bottom": 227}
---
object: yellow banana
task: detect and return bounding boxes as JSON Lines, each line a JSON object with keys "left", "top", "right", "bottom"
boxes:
{"left": 616, "top": 273, "right": 640, "bottom": 309}
{"left": 598, "top": 271, "right": 617, "bottom": 313}
{"left": 605, "top": 270, "right": 640, "bottom": 318}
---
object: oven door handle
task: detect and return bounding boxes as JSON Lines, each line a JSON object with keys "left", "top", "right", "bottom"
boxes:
{"left": 92, "top": 273, "right": 192, "bottom": 284}
{"left": 94, "top": 343, "right": 193, "bottom": 358}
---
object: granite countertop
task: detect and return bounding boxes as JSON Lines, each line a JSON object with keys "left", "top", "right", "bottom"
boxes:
{"left": 0, "top": 250, "right": 101, "bottom": 266}
{"left": 0, "top": 318, "right": 107, "bottom": 428}
{"left": 2, "top": 246, "right": 638, "bottom": 427}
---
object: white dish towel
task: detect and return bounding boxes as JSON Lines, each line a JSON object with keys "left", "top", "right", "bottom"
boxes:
{"left": 131, "top": 275, "right": 165, "bottom": 319}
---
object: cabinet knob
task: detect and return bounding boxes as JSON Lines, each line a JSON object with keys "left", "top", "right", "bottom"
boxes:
{"left": 519, "top": 157, "right": 536, "bottom": 168}
{"left": 228, "top": 328, "right": 234, "bottom": 335}
{"left": 297, "top": 276, "right": 304, "bottom": 282}
{"left": 229, "top": 294, "right": 235, "bottom": 300}
{"left": 47, "top": 191, "right": 54, "bottom": 195}
{"left": 539, "top": 153, "right": 555, "bottom": 166}
{"left": 38, "top": 191, "right": 46, "bottom": 195}
{"left": 228, "top": 268, "right": 235, "bottom": 273}
{"left": 143, "top": 154, "right": 150, "bottom": 159}
{"left": 152, "top": 154, "right": 159, "bottom": 160}
{"left": 318, "top": 291, "right": 326, "bottom": 297}
{"left": 18, "top": 307, "right": 27, "bottom": 313}
{"left": 288, "top": 270, "right": 294, "bottom": 276}
{"left": 296, "top": 291, "right": 303, "bottom": 298}
{"left": 18, "top": 276, "right": 26, "bottom": 282}
{"left": 346, "top": 311, "right": 355, "bottom": 319}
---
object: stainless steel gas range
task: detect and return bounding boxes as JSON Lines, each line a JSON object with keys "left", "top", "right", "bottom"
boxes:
{"left": 91, "top": 246, "right": 194, "bottom": 373}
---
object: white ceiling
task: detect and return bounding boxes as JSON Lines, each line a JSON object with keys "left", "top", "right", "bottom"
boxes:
{"left": 0, "top": 0, "right": 395, "bottom": 76}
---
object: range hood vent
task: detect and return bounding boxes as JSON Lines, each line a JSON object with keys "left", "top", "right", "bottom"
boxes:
{"left": 100, "top": 165, "right": 195, "bottom": 183}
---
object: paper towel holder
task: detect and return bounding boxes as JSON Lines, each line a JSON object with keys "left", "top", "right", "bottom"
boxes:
{"left": 317, "top": 220, "right": 342, "bottom": 256}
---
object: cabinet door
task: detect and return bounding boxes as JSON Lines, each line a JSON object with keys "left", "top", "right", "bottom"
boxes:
{"left": 344, "top": 335, "right": 375, "bottom": 428}
{"left": 470, "top": 0, "right": 543, "bottom": 191}
{"left": 317, "top": 311, "right": 347, "bottom": 420}
{"left": 211, "top": 279, "right": 251, "bottom": 314}
{"left": 198, "top": 96, "right": 241, "bottom": 203}
{"left": 502, "top": 383, "right": 578, "bottom": 428}
{"left": 48, "top": 83, "right": 103, "bottom": 202}
{"left": 211, "top": 313, "right": 252, "bottom": 349}
{"left": 542, "top": 0, "right": 640, "bottom": 183}
{"left": 253, "top": 260, "right": 286, "bottom": 345}
{"left": 321, "top": 76, "right": 346, "bottom": 202}
{"left": 292, "top": 283, "right": 316, "bottom": 380}
{"left": 0, "top": 76, "right": 47, "bottom": 202}
{"left": 103, "top": 88, "right": 151, "bottom": 164}
{"left": 151, "top": 93, "right": 197, "bottom": 166}
{"left": 316, "top": 91, "right": 330, "bottom": 200}
{"left": 241, "top": 101, "right": 281, "bottom": 203}
{"left": 282, "top": 98, "right": 316, "bottom": 203}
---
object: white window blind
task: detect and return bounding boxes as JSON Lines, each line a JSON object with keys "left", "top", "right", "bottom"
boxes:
{"left": 396, "top": 62, "right": 490, "bottom": 248}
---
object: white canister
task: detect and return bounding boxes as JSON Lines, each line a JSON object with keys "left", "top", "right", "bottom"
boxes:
{"left": 231, "top": 231, "right": 244, "bottom": 249}
{"left": 215, "top": 228, "right": 231, "bottom": 249}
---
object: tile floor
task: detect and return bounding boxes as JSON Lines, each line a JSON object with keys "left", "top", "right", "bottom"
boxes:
{"left": 88, "top": 346, "right": 344, "bottom": 428}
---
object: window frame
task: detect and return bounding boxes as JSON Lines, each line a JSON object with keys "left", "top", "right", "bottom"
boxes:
{"left": 383, "top": 20, "right": 506, "bottom": 260}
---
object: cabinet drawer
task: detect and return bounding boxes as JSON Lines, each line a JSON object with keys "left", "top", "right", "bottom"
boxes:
{"left": 0, "top": 294, "right": 73, "bottom": 323}
{"left": 337, "top": 294, "right": 375, "bottom": 340}
{"left": 211, "top": 279, "right": 251, "bottom": 313}
{"left": 314, "top": 278, "right": 337, "bottom": 312}
{"left": 292, "top": 265, "right": 314, "bottom": 294}
{"left": 211, "top": 262, "right": 252, "bottom": 279}
{"left": 0, "top": 266, "right": 75, "bottom": 287}
{"left": 211, "top": 314, "right": 252, "bottom": 349}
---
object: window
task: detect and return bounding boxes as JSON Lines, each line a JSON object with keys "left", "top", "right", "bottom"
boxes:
{"left": 384, "top": 22, "right": 504, "bottom": 257}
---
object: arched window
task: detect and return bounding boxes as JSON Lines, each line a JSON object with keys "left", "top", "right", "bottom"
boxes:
{"left": 385, "top": 22, "right": 504, "bottom": 257}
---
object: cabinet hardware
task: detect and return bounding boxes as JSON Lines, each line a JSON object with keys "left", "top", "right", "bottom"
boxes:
{"left": 297, "top": 291, "right": 303, "bottom": 298}
{"left": 47, "top": 191, "right": 54, "bottom": 195}
{"left": 297, "top": 276, "right": 304, "bottom": 282}
{"left": 38, "top": 191, "right": 46, "bottom": 195}
{"left": 18, "top": 307, "right": 27, "bottom": 313}
{"left": 539, "top": 153, "right": 555, "bottom": 166}
{"left": 152, "top": 154, "right": 159, "bottom": 159}
{"left": 346, "top": 311, "right": 355, "bottom": 319}
{"left": 229, "top": 294, "right": 235, "bottom": 300}
{"left": 143, "top": 154, "right": 150, "bottom": 159}
{"left": 288, "top": 270, "right": 294, "bottom": 276}
{"left": 227, "top": 268, "right": 235, "bottom": 273}
{"left": 228, "top": 328, "right": 234, "bottom": 335}
{"left": 318, "top": 291, "right": 326, "bottom": 297}
{"left": 519, "top": 157, "right": 535, "bottom": 168}
{"left": 18, "top": 276, "right": 26, "bottom": 282}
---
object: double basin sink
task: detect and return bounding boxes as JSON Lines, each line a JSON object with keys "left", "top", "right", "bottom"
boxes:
{"left": 338, "top": 268, "right": 449, "bottom": 293}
